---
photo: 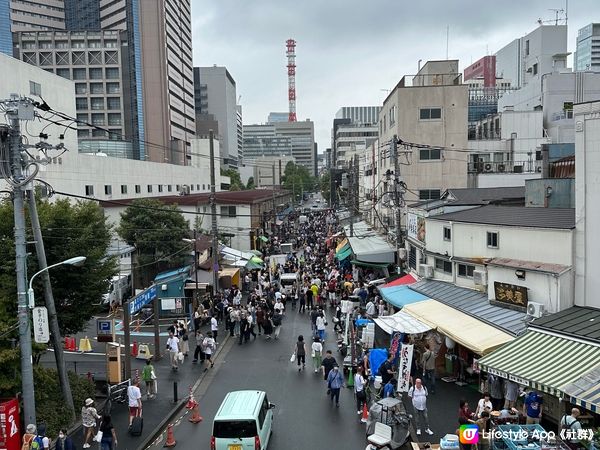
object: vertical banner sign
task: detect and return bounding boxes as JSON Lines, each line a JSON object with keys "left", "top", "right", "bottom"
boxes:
{"left": 33, "top": 306, "right": 50, "bottom": 343}
{"left": 0, "top": 398, "right": 20, "bottom": 450}
{"left": 397, "top": 344, "right": 414, "bottom": 393}
{"left": 390, "top": 332, "right": 402, "bottom": 366}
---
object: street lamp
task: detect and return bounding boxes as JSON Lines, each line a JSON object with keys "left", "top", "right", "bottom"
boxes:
{"left": 28, "top": 256, "right": 86, "bottom": 308}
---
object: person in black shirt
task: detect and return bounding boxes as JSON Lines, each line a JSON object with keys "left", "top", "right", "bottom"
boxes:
{"left": 321, "top": 350, "right": 338, "bottom": 381}
{"left": 379, "top": 353, "right": 396, "bottom": 385}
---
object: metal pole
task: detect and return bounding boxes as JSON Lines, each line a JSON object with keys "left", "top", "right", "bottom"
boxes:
{"left": 123, "top": 300, "right": 131, "bottom": 380}
{"left": 26, "top": 189, "right": 75, "bottom": 417}
{"left": 153, "top": 294, "right": 161, "bottom": 361}
{"left": 194, "top": 228, "right": 199, "bottom": 315}
{"left": 9, "top": 110, "right": 36, "bottom": 425}
{"left": 209, "top": 130, "right": 219, "bottom": 296}
{"left": 349, "top": 159, "right": 354, "bottom": 237}
{"left": 393, "top": 136, "right": 403, "bottom": 271}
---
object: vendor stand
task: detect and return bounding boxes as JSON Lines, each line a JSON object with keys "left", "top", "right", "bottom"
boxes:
{"left": 491, "top": 424, "right": 570, "bottom": 450}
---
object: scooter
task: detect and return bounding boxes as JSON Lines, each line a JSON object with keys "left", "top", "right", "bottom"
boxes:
{"left": 365, "top": 397, "right": 412, "bottom": 450}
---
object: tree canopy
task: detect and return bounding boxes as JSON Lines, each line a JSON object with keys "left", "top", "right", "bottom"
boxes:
{"left": 320, "top": 171, "right": 331, "bottom": 205}
{"left": 282, "top": 161, "right": 315, "bottom": 200}
{"left": 117, "top": 198, "right": 190, "bottom": 285}
{"left": 221, "top": 168, "right": 245, "bottom": 191}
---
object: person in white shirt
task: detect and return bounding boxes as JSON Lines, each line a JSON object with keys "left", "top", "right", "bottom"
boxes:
{"left": 210, "top": 316, "right": 219, "bottom": 343}
{"left": 202, "top": 332, "right": 216, "bottom": 371}
{"left": 377, "top": 299, "right": 386, "bottom": 317}
{"left": 354, "top": 367, "right": 367, "bottom": 417}
{"left": 475, "top": 392, "right": 493, "bottom": 418}
{"left": 166, "top": 332, "right": 180, "bottom": 370}
{"left": 127, "top": 379, "right": 142, "bottom": 426}
{"left": 365, "top": 300, "right": 376, "bottom": 316}
{"left": 408, "top": 378, "right": 433, "bottom": 436}
{"left": 274, "top": 298, "right": 284, "bottom": 314}
{"left": 316, "top": 313, "right": 326, "bottom": 342}
{"left": 311, "top": 337, "right": 323, "bottom": 373}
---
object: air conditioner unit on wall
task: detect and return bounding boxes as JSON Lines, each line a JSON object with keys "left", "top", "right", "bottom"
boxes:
{"left": 473, "top": 270, "right": 487, "bottom": 286}
{"left": 483, "top": 163, "right": 493, "bottom": 173}
{"left": 498, "top": 164, "right": 506, "bottom": 172}
{"left": 527, "top": 301, "right": 545, "bottom": 318}
{"left": 418, "top": 264, "right": 433, "bottom": 279}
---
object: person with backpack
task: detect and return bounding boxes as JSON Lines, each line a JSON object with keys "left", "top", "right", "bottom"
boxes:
{"left": 21, "top": 424, "right": 45, "bottom": 450}
{"left": 272, "top": 309, "right": 283, "bottom": 339}
{"left": 561, "top": 408, "right": 583, "bottom": 450}
{"left": 36, "top": 424, "right": 50, "bottom": 450}
{"left": 81, "top": 398, "right": 100, "bottom": 448}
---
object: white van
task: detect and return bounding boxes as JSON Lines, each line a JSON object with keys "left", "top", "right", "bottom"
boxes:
{"left": 279, "top": 273, "right": 298, "bottom": 296}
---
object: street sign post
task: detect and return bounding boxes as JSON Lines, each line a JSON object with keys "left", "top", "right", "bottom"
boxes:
{"left": 97, "top": 318, "right": 114, "bottom": 343}
{"left": 129, "top": 285, "right": 157, "bottom": 315}
{"left": 32, "top": 307, "right": 49, "bottom": 343}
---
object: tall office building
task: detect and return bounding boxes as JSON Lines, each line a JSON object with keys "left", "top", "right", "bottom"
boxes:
{"left": 0, "top": 1, "right": 11, "bottom": 55}
{"left": 335, "top": 106, "right": 381, "bottom": 124}
{"left": 236, "top": 105, "right": 243, "bottom": 163}
{"left": 9, "top": 0, "right": 65, "bottom": 32}
{"left": 64, "top": 0, "right": 100, "bottom": 31}
{"left": 194, "top": 66, "right": 239, "bottom": 167}
{"left": 267, "top": 112, "right": 289, "bottom": 123}
{"left": 575, "top": 23, "right": 600, "bottom": 71}
{"left": 331, "top": 106, "right": 380, "bottom": 169}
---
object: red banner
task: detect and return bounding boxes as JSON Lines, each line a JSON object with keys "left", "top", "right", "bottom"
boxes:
{"left": 0, "top": 398, "right": 20, "bottom": 450}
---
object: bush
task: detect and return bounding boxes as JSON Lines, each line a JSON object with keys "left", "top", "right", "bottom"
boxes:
{"left": 34, "top": 367, "right": 95, "bottom": 437}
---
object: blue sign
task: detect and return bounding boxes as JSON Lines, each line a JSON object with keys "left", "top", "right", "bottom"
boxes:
{"left": 96, "top": 318, "right": 114, "bottom": 342}
{"left": 129, "top": 285, "right": 157, "bottom": 315}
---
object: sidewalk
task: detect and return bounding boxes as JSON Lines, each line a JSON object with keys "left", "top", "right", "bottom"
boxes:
{"left": 42, "top": 318, "right": 228, "bottom": 450}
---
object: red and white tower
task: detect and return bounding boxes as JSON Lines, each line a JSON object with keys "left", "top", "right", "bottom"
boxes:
{"left": 286, "top": 38, "right": 297, "bottom": 122}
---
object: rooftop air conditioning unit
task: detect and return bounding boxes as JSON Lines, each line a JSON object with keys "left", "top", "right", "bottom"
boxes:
{"left": 473, "top": 270, "right": 487, "bottom": 286}
{"left": 527, "top": 301, "right": 545, "bottom": 318}
{"left": 498, "top": 164, "right": 506, "bottom": 173}
{"left": 483, "top": 163, "right": 493, "bottom": 173}
{"left": 418, "top": 264, "right": 433, "bottom": 279}
{"left": 180, "top": 185, "right": 190, "bottom": 195}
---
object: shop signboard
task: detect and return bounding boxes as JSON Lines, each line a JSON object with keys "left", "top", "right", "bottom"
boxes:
{"left": 397, "top": 344, "right": 414, "bottom": 393}
{"left": 96, "top": 318, "right": 114, "bottom": 343}
{"left": 390, "top": 332, "right": 402, "bottom": 366}
{"left": 487, "top": 367, "right": 508, "bottom": 378}
{"left": 407, "top": 213, "right": 426, "bottom": 243}
{"left": 0, "top": 398, "right": 20, "bottom": 450}
{"left": 129, "top": 285, "right": 157, "bottom": 315}
{"left": 493, "top": 282, "right": 528, "bottom": 308}
{"left": 508, "top": 374, "right": 529, "bottom": 386}
{"left": 32, "top": 306, "right": 49, "bottom": 344}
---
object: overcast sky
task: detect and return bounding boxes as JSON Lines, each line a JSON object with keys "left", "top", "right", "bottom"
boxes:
{"left": 190, "top": 0, "right": 600, "bottom": 154}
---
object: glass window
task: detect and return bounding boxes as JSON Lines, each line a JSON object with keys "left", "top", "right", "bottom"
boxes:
{"left": 212, "top": 421, "right": 257, "bottom": 439}
{"left": 458, "top": 264, "right": 475, "bottom": 278}
{"left": 90, "top": 83, "right": 103, "bottom": 94}
{"left": 88, "top": 51, "right": 102, "bottom": 65}
{"left": 487, "top": 231, "right": 499, "bottom": 248}
{"left": 420, "top": 108, "right": 442, "bottom": 120}
{"left": 72, "top": 51, "right": 86, "bottom": 65}
{"left": 106, "top": 82, "right": 120, "bottom": 94}
{"left": 435, "top": 258, "right": 452, "bottom": 274}
{"left": 107, "top": 113, "right": 121, "bottom": 126}
{"left": 71, "top": 40, "right": 85, "bottom": 49}
{"left": 104, "top": 185, "right": 112, "bottom": 195}
{"left": 104, "top": 51, "right": 118, "bottom": 64}
{"left": 443, "top": 226, "right": 451, "bottom": 241}
{"left": 92, "top": 129, "right": 106, "bottom": 137}
{"left": 56, "top": 51, "right": 69, "bottom": 65}
{"left": 121, "top": 185, "right": 127, "bottom": 194}
{"left": 105, "top": 67, "right": 119, "bottom": 79}
{"left": 29, "top": 81, "right": 41, "bottom": 96}
{"left": 56, "top": 68, "right": 70, "bottom": 79}
{"left": 91, "top": 98, "right": 104, "bottom": 110}
{"left": 418, "top": 189, "right": 441, "bottom": 200}
{"left": 76, "top": 113, "right": 88, "bottom": 124}
{"left": 147, "top": 185, "right": 153, "bottom": 193}
{"left": 76, "top": 98, "right": 88, "bottom": 110}
{"left": 167, "top": 185, "right": 172, "bottom": 192}
{"left": 105, "top": 40, "right": 118, "bottom": 48}
{"left": 91, "top": 113, "right": 105, "bottom": 126}
{"left": 72, "top": 68, "right": 86, "bottom": 80}
{"left": 39, "top": 52, "right": 53, "bottom": 66}
{"left": 89, "top": 68, "right": 103, "bottom": 79}
{"left": 220, "top": 206, "right": 237, "bottom": 217}
{"left": 88, "top": 40, "right": 102, "bottom": 48}
{"left": 419, "top": 148, "right": 441, "bottom": 160}
{"left": 107, "top": 97, "right": 120, "bottom": 110}
{"left": 77, "top": 129, "right": 89, "bottom": 138}
{"left": 85, "top": 185, "right": 94, "bottom": 196}
{"left": 108, "top": 130, "right": 121, "bottom": 140}
{"left": 135, "top": 185, "right": 141, "bottom": 194}
{"left": 158, "top": 185, "right": 163, "bottom": 193}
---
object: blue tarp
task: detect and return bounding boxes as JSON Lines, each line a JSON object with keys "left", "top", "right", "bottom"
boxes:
{"left": 355, "top": 318, "right": 373, "bottom": 327}
{"left": 369, "top": 348, "right": 388, "bottom": 380}
{"left": 379, "top": 285, "right": 429, "bottom": 309}
{"left": 277, "top": 206, "right": 294, "bottom": 219}
{"left": 154, "top": 266, "right": 191, "bottom": 283}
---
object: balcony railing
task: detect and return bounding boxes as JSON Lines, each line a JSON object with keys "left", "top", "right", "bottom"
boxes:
{"left": 468, "top": 160, "right": 542, "bottom": 174}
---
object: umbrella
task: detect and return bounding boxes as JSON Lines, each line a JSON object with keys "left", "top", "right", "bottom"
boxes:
{"left": 245, "top": 257, "right": 264, "bottom": 270}
{"left": 249, "top": 249, "right": 263, "bottom": 257}
{"left": 250, "top": 256, "right": 263, "bottom": 264}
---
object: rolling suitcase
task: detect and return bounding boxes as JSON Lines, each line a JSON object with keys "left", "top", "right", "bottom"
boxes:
{"left": 130, "top": 415, "right": 143, "bottom": 436}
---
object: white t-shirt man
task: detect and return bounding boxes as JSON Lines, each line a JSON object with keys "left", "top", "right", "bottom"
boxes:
{"left": 127, "top": 384, "right": 142, "bottom": 408}
{"left": 274, "top": 301, "right": 284, "bottom": 312}
{"left": 166, "top": 335, "right": 179, "bottom": 353}
{"left": 366, "top": 301, "right": 376, "bottom": 316}
{"left": 476, "top": 398, "right": 493, "bottom": 417}
{"left": 211, "top": 316, "right": 218, "bottom": 332}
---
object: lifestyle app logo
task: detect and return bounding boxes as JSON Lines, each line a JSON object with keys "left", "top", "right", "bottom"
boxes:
{"left": 460, "top": 424, "right": 479, "bottom": 444}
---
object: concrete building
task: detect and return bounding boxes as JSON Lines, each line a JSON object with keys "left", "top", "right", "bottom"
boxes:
{"left": 267, "top": 112, "right": 289, "bottom": 123}
{"left": 333, "top": 122, "right": 378, "bottom": 169}
{"left": 243, "top": 120, "right": 316, "bottom": 176}
{"left": 236, "top": 105, "right": 243, "bottom": 163}
{"left": 13, "top": 30, "right": 134, "bottom": 158}
{"left": 0, "top": 1, "right": 11, "bottom": 55}
{"left": 100, "top": 189, "right": 294, "bottom": 251}
{"left": 495, "top": 25, "right": 568, "bottom": 89}
{"left": 335, "top": 106, "right": 381, "bottom": 124}
{"left": 464, "top": 55, "right": 496, "bottom": 88}
{"left": 575, "top": 100, "right": 600, "bottom": 309}
{"left": 378, "top": 60, "right": 468, "bottom": 204}
{"left": 194, "top": 66, "right": 239, "bottom": 167}
{"left": 575, "top": 23, "right": 600, "bottom": 72}
{"left": 9, "top": 0, "right": 65, "bottom": 32}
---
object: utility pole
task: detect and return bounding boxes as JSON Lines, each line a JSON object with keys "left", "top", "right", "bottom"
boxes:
{"left": 349, "top": 162, "right": 354, "bottom": 237}
{"left": 8, "top": 103, "right": 36, "bottom": 425}
{"left": 27, "top": 189, "right": 75, "bottom": 418}
{"left": 393, "top": 135, "right": 404, "bottom": 272}
{"left": 209, "top": 130, "right": 219, "bottom": 297}
{"left": 272, "top": 163, "right": 276, "bottom": 228}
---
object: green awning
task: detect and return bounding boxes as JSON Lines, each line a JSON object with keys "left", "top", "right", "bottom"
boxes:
{"left": 478, "top": 330, "right": 600, "bottom": 397}
{"left": 259, "top": 236, "right": 268, "bottom": 243}
{"left": 350, "top": 259, "right": 390, "bottom": 269}
{"left": 335, "top": 243, "right": 350, "bottom": 256}
{"left": 335, "top": 247, "right": 352, "bottom": 261}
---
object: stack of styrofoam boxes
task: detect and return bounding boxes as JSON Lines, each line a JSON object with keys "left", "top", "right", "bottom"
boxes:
{"left": 362, "top": 323, "right": 375, "bottom": 348}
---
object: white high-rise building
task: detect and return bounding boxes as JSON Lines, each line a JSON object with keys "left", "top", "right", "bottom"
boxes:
{"left": 575, "top": 23, "right": 600, "bottom": 72}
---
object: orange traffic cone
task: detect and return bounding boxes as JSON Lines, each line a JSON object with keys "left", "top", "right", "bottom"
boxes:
{"left": 189, "top": 402, "right": 203, "bottom": 424}
{"left": 361, "top": 402, "right": 369, "bottom": 423}
{"left": 67, "top": 337, "right": 76, "bottom": 352}
{"left": 64, "top": 336, "right": 70, "bottom": 350}
{"left": 164, "top": 423, "right": 176, "bottom": 447}
{"left": 131, "top": 341, "right": 138, "bottom": 357}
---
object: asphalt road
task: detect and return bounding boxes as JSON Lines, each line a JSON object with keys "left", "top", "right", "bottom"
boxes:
{"left": 151, "top": 307, "right": 368, "bottom": 450}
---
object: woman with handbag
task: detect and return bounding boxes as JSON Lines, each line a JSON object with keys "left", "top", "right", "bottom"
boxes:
{"left": 98, "top": 415, "right": 118, "bottom": 450}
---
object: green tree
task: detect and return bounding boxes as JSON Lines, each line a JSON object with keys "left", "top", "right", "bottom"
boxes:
{"left": 0, "top": 198, "right": 116, "bottom": 336}
{"left": 320, "top": 171, "right": 331, "bottom": 205}
{"left": 282, "top": 162, "right": 314, "bottom": 201}
{"left": 117, "top": 198, "right": 190, "bottom": 285}
{"left": 221, "top": 168, "right": 245, "bottom": 191}
{"left": 246, "top": 176, "right": 255, "bottom": 190}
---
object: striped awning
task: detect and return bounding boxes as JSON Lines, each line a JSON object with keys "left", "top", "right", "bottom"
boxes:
{"left": 478, "top": 330, "right": 600, "bottom": 397}
{"left": 562, "top": 365, "right": 600, "bottom": 413}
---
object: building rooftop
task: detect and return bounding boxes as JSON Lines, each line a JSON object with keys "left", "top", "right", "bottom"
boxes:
{"left": 529, "top": 306, "right": 600, "bottom": 343}
{"left": 99, "top": 189, "right": 289, "bottom": 208}
{"left": 430, "top": 205, "right": 575, "bottom": 229}
{"left": 486, "top": 258, "right": 571, "bottom": 275}
{"left": 410, "top": 187, "right": 525, "bottom": 210}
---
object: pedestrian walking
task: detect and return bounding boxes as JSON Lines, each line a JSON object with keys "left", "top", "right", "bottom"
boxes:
{"left": 327, "top": 365, "right": 344, "bottom": 407}
{"left": 408, "top": 378, "right": 433, "bottom": 436}
{"left": 263, "top": 311, "right": 274, "bottom": 339}
{"left": 99, "top": 415, "right": 118, "bottom": 450}
{"left": 203, "top": 331, "right": 216, "bottom": 371}
{"left": 179, "top": 323, "right": 189, "bottom": 357}
{"left": 141, "top": 359, "right": 156, "bottom": 399}
{"left": 256, "top": 306, "right": 265, "bottom": 334}
{"left": 354, "top": 366, "right": 367, "bottom": 415}
{"left": 321, "top": 350, "right": 337, "bottom": 381}
{"left": 421, "top": 344, "right": 436, "bottom": 394}
{"left": 295, "top": 335, "right": 306, "bottom": 371}
{"left": 166, "top": 331, "right": 180, "bottom": 371}
{"left": 311, "top": 336, "right": 323, "bottom": 373}
{"left": 36, "top": 424, "right": 50, "bottom": 450}
{"left": 55, "top": 429, "right": 75, "bottom": 450}
{"left": 192, "top": 329, "right": 205, "bottom": 364}
{"left": 232, "top": 307, "right": 241, "bottom": 337}
{"left": 211, "top": 315, "right": 219, "bottom": 344}
{"left": 316, "top": 312, "right": 326, "bottom": 342}
{"left": 81, "top": 398, "right": 100, "bottom": 448}
{"left": 272, "top": 308, "right": 283, "bottom": 339}
{"left": 246, "top": 313, "right": 257, "bottom": 341}
{"left": 127, "top": 379, "right": 142, "bottom": 427}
